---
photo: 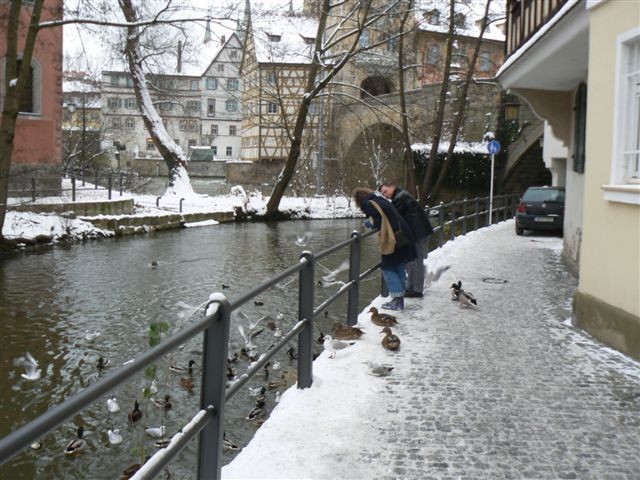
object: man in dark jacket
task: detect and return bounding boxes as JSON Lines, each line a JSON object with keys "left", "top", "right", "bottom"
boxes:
{"left": 380, "top": 183, "right": 433, "bottom": 297}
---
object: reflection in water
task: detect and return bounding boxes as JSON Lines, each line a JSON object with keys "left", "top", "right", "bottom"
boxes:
{"left": 0, "top": 219, "right": 380, "bottom": 479}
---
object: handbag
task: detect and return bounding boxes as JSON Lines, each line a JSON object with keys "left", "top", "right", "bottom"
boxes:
{"left": 369, "top": 201, "right": 396, "bottom": 255}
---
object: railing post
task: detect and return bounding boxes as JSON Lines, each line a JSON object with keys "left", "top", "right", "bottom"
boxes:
{"left": 108, "top": 174, "right": 112, "bottom": 200}
{"left": 198, "top": 294, "right": 230, "bottom": 480}
{"left": 346, "top": 231, "right": 361, "bottom": 327}
{"left": 119, "top": 173, "right": 124, "bottom": 196}
{"left": 474, "top": 197, "right": 479, "bottom": 231}
{"left": 438, "top": 202, "right": 444, "bottom": 247}
{"left": 31, "top": 177, "right": 36, "bottom": 202}
{"left": 95, "top": 169, "right": 99, "bottom": 189}
{"left": 462, "top": 198, "right": 468, "bottom": 235}
{"left": 71, "top": 176, "right": 76, "bottom": 202}
{"left": 81, "top": 169, "right": 85, "bottom": 186}
{"left": 156, "top": 196, "right": 161, "bottom": 207}
{"left": 298, "top": 252, "right": 315, "bottom": 389}
{"left": 486, "top": 196, "right": 491, "bottom": 226}
{"left": 180, "top": 198, "right": 185, "bottom": 213}
{"left": 450, "top": 202, "right": 456, "bottom": 241}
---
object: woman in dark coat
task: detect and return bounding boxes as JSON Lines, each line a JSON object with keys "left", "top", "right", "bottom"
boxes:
{"left": 353, "top": 188, "right": 416, "bottom": 310}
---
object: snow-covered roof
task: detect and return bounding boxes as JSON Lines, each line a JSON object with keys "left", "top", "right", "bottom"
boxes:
{"left": 251, "top": 13, "right": 318, "bottom": 64}
{"left": 415, "top": 0, "right": 505, "bottom": 42}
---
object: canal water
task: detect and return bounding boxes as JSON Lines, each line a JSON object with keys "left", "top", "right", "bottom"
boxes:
{"left": 0, "top": 219, "right": 382, "bottom": 479}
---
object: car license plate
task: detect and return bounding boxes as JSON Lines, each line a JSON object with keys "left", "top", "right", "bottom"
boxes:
{"left": 534, "top": 217, "right": 554, "bottom": 223}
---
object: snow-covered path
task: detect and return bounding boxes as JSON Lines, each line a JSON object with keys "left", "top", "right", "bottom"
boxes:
{"left": 222, "top": 221, "right": 640, "bottom": 479}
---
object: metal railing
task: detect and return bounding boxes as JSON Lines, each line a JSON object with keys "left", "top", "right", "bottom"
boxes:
{"left": 7, "top": 167, "right": 139, "bottom": 205}
{"left": 0, "top": 228, "right": 381, "bottom": 480}
{"left": 0, "top": 193, "right": 520, "bottom": 479}
{"left": 427, "top": 193, "right": 520, "bottom": 251}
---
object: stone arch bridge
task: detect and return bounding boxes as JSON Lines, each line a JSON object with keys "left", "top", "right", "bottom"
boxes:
{"left": 328, "top": 82, "right": 544, "bottom": 192}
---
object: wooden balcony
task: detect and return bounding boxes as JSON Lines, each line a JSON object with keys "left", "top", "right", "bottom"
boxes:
{"left": 505, "top": 0, "right": 569, "bottom": 58}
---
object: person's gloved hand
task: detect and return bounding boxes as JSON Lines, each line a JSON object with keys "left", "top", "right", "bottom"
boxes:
{"left": 363, "top": 220, "right": 373, "bottom": 229}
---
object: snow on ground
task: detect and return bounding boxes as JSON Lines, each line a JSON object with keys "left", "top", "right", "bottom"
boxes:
{"left": 2, "top": 179, "right": 362, "bottom": 243}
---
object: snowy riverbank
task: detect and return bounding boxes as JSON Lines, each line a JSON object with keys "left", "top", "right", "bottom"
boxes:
{"left": 2, "top": 180, "right": 362, "bottom": 247}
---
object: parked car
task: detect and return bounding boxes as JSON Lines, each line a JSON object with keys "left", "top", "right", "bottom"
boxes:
{"left": 515, "top": 186, "right": 565, "bottom": 235}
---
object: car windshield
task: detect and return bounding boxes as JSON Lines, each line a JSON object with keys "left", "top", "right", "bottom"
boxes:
{"left": 522, "top": 188, "right": 565, "bottom": 202}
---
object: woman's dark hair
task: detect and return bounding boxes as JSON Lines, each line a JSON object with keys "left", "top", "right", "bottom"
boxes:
{"left": 352, "top": 187, "right": 374, "bottom": 210}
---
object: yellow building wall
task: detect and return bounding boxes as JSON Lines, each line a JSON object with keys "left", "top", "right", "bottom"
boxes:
{"left": 579, "top": 0, "right": 640, "bottom": 317}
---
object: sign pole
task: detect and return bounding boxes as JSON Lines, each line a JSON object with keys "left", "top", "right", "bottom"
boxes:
{"left": 489, "top": 154, "right": 495, "bottom": 224}
{"left": 486, "top": 140, "right": 501, "bottom": 226}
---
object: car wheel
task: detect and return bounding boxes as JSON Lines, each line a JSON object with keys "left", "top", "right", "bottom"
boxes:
{"left": 515, "top": 224, "right": 524, "bottom": 236}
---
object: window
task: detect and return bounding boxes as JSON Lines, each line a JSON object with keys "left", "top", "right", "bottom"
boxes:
{"left": 303, "top": 37, "right": 315, "bottom": 46}
{"left": 424, "top": 9, "right": 440, "bottom": 25}
{"left": 308, "top": 102, "right": 319, "bottom": 115}
{"left": 479, "top": 51, "right": 491, "bottom": 72}
{"left": 206, "top": 77, "right": 218, "bottom": 90}
{"left": 426, "top": 44, "right": 440, "bottom": 65}
{"left": 159, "top": 102, "right": 174, "bottom": 111}
{"left": 267, "top": 34, "right": 281, "bottom": 42}
{"left": 146, "top": 138, "right": 155, "bottom": 150}
{"left": 107, "top": 97, "right": 122, "bottom": 109}
{"left": 607, "top": 28, "right": 640, "bottom": 203}
{"left": 211, "top": 124, "right": 218, "bottom": 136}
{"left": 179, "top": 119, "right": 197, "bottom": 131}
{"left": 187, "top": 100, "right": 201, "bottom": 111}
{"left": 227, "top": 78, "right": 239, "bottom": 91}
{"left": 125, "top": 117, "right": 135, "bottom": 129}
{"left": 217, "top": 64, "right": 225, "bottom": 73}
{"left": 125, "top": 97, "right": 136, "bottom": 109}
{"left": 126, "top": 76, "right": 133, "bottom": 87}
{"left": 11, "top": 59, "right": 35, "bottom": 113}
{"left": 267, "top": 102, "right": 278, "bottom": 114}
{"left": 212, "top": 146, "right": 217, "bottom": 156}
{"left": 188, "top": 139, "right": 197, "bottom": 148}
{"left": 110, "top": 74, "right": 120, "bottom": 87}
{"left": 266, "top": 71, "right": 277, "bottom": 85}
{"left": 207, "top": 98, "right": 216, "bottom": 117}
{"left": 190, "top": 79, "right": 199, "bottom": 90}
{"left": 454, "top": 13, "right": 466, "bottom": 28}
{"left": 229, "top": 125, "right": 237, "bottom": 136}
{"left": 226, "top": 99, "right": 238, "bottom": 112}
{"left": 226, "top": 146, "right": 233, "bottom": 157}
{"left": 230, "top": 49, "right": 238, "bottom": 59}
{"left": 111, "top": 117, "right": 121, "bottom": 129}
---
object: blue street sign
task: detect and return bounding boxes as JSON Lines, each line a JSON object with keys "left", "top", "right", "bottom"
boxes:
{"left": 487, "top": 140, "right": 501, "bottom": 155}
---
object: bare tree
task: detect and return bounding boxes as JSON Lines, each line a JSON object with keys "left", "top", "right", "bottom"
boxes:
{"left": 264, "top": 0, "right": 409, "bottom": 217}
{"left": 0, "top": 0, "right": 45, "bottom": 241}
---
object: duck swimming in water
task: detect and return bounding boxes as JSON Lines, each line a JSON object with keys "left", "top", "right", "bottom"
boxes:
{"left": 108, "top": 429, "right": 123, "bottom": 445}
{"left": 368, "top": 307, "right": 399, "bottom": 327}
{"left": 152, "top": 394, "right": 172, "bottom": 410}
{"left": 169, "top": 359, "right": 196, "bottom": 374}
{"left": 380, "top": 327, "right": 401, "bottom": 351}
{"left": 65, "top": 427, "right": 86, "bottom": 454}
{"left": 128, "top": 400, "right": 142, "bottom": 424}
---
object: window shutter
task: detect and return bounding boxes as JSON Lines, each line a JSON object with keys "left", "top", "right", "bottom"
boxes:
{"left": 573, "top": 83, "right": 587, "bottom": 174}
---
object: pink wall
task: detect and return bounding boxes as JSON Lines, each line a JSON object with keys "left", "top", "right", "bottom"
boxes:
{"left": 0, "top": 0, "right": 63, "bottom": 166}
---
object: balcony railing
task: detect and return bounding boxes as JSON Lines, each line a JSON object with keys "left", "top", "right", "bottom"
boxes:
{"left": 505, "top": 0, "right": 569, "bottom": 58}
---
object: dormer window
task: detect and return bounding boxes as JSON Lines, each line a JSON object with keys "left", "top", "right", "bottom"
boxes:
{"left": 267, "top": 34, "right": 281, "bottom": 42}
{"left": 303, "top": 37, "right": 315, "bottom": 46}
{"left": 423, "top": 9, "right": 440, "bottom": 26}
{"left": 454, "top": 13, "right": 466, "bottom": 28}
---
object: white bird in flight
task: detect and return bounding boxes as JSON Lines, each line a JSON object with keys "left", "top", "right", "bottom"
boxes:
{"left": 295, "top": 232, "right": 312, "bottom": 247}
{"left": 17, "top": 352, "right": 41, "bottom": 381}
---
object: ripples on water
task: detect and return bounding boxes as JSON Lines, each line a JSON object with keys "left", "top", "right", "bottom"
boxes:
{"left": 0, "top": 219, "right": 380, "bottom": 479}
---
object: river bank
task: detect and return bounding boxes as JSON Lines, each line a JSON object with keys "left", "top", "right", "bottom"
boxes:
{"left": 1, "top": 179, "right": 362, "bottom": 249}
